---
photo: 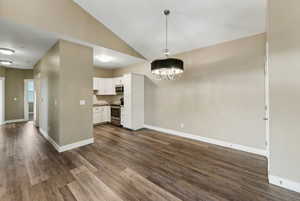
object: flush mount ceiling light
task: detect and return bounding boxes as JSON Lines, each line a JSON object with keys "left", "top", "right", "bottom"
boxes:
{"left": 0, "top": 48, "right": 15, "bottom": 55}
{"left": 151, "top": 9, "right": 184, "bottom": 80}
{"left": 97, "top": 55, "right": 114, "bottom": 63}
{"left": 0, "top": 60, "right": 13, "bottom": 66}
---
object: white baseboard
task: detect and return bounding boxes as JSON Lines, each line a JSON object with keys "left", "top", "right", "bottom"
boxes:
{"left": 39, "top": 128, "right": 94, "bottom": 153}
{"left": 39, "top": 128, "right": 61, "bottom": 152}
{"left": 144, "top": 124, "right": 267, "bottom": 156}
{"left": 5, "top": 119, "right": 26, "bottom": 124}
{"left": 269, "top": 175, "right": 300, "bottom": 193}
{"left": 59, "top": 138, "right": 94, "bottom": 152}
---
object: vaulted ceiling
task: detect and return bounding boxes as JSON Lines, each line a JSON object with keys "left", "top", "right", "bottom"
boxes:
{"left": 73, "top": 0, "right": 266, "bottom": 60}
{"left": 0, "top": 19, "right": 144, "bottom": 69}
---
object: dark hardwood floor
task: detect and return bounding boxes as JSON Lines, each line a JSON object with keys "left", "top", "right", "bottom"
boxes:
{"left": 0, "top": 122, "right": 299, "bottom": 201}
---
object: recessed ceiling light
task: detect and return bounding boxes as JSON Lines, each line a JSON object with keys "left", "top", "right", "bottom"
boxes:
{"left": 0, "top": 48, "right": 15, "bottom": 55}
{"left": 97, "top": 55, "right": 114, "bottom": 63}
{"left": 0, "top": 60, "right": 13, "bottom": 66}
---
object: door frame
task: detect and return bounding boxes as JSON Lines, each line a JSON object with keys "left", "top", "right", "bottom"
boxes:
{"left": 265, "top": 42, "right": 270, "bottom": 175}
{"left": 24, "top": 79, "right": 34, "bottom": 121}
{"left": 0, "top": 77, "right": 5, "bottom": 125}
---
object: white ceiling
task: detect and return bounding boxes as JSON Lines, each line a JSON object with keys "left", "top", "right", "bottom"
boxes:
{"left": 93, "top": 46, "right": 144, "bottom": 68}
{"left": 0, "top": 19, "right": 144, "bottom": 69}
{"left": 0, "top": 19, "right": 58, "bottom": 69}
{"left": 73, "top": 0, "right": 267, "bottom": 60}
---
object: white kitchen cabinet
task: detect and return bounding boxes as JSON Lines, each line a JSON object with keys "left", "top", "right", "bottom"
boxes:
{"left": 93, "top": 106, "right": 111, "bottom": 124}
{"left": 103, "top": 106, "right": 111, "bottom": 122}
{"left": 94, "top": 78, "right": 116, "bottom": 95}
{"left": 93, "top": 78, "right": 98, "bottom": 90}
{"left": 123, "top": 73, "right": 144, "bottom": 130}
{"left": 114, "top": 77, "right": 123, "bottom": 86}
{"left": 93, "top": 113, "right": 102, "bottom": 124}
{"left": 97, "top": 78, "right": 108, "bottom": 95}
{"left": 105, "top": 79, "right": 116, "bottom": 95}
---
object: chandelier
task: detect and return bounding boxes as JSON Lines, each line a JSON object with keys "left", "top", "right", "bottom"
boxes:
{"left": 151, "top": 10, "right": 184, "bottom": 80}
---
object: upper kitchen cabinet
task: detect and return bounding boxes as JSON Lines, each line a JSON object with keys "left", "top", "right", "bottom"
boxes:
{"left": 93, "top": 78, "right": 116, "bottom": 95}
{"left": 93, "top": 78, "right": 99, "bottom": 90}
{"left": 114, "top": 77, "right": 123, "bottom": 86}
{"left": 123, "top": 73, "right": 144, "bottom": 130}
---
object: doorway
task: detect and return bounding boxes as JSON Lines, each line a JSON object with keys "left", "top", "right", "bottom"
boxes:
{"left": 0, "top": 77, "right": 4, "bottom": 125}
{"left": 24, "top": 79, "right": 35, "bottom": 121}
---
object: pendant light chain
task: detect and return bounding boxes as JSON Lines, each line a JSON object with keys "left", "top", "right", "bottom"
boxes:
{"left": 164, "top": 10, "right": 170, "bottom": 57}
{"left": 165, "top": 12, "right": 168, "bottom": 56}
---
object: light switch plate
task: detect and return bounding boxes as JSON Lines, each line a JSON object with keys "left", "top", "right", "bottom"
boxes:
{"left": 80, "top": 100, "right": 86, "bottom": 105}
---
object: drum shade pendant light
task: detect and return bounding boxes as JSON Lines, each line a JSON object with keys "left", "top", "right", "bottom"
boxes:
{"left": 0, "top": 48, "right": 15, "bottom": 55}
{"left": 151, "top": 10, "right": 184, "bottom": 80}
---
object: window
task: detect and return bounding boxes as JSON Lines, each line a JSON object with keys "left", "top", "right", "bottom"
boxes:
{"left": 27, "top": 81, "right": 34, "bottom": 103}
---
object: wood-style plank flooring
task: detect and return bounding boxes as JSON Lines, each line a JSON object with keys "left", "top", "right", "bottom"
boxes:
{"left": 0, "top": 122, "right": 299, "bottom": 201}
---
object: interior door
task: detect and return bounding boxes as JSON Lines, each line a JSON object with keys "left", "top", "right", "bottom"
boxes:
{"left": 265, "top": 42, "right": 270, "bottom": 174}
{"left": 24, "top": 79, "right": 29, "bottom": 121}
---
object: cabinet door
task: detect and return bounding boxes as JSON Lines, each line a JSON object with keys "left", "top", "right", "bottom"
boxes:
{"left": 100, "top": 107, "right": 105, "bottom": 123}
{"left": 93, "top": 113, "right": 101, "bottom": 124}
{"left": 106, "top": 106, "right": 111, "bottom": 122}
{"left": 93, "top": 78, "right": 98, "bottom": 90}
{"left": 98, "top": 78, "right": 105, "bottom": 95}
{"left": 117, "top": 77, "right": 123, "bottom": 85}
{"left": 106, "top": 79, "right": 116, "bottom": 95}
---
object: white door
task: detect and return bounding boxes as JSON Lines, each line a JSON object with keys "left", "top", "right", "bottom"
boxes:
{"left": 39, "top": 77, "right": 48, "bottom": 134}
{"left": 0, "top": 77, "right": 5, "bottom": 125}
{"left": 24, "top": 79, "right": 29, "bottom": 121}
{"left": 265, "top": 42, "right": 270, "bottom": 174}
{"left": 123, "top": 74, "right": 132, "bottom": 128}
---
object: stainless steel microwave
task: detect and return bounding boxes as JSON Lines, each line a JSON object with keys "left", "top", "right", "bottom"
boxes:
{"left": 115, "top": 85, "right": 124, "bottom": 93}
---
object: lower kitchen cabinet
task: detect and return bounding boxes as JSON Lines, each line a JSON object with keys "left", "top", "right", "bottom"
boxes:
{"left": 93, "top": 106, "right": 111, "bottom": 124}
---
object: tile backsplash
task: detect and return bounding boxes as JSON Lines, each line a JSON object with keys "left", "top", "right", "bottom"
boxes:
{"left": 93, "top": 94, "right": 122, "bottom": 105}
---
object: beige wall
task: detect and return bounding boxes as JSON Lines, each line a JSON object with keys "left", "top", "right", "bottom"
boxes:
{"left": 34, "top": 40, "right": 93, "bottom": 146}
{"left": 34, "top": 42, "right": 61, "bottom": 143}
{"left": 0, "top": 0, "right": 143, "bottom": 59}
{"left": 113, "top": 34, "right": 266, "bottom": 150}
{"left": 2, "top": 67, "right": 33, "bottom": 121}
{"left": 0, "top": 66, "right": 5, "bottom": 77}
{"left": 93, "top": 67, "right": 113, "bottom": 78}
{"left": 59, "top": 40, "right": 93, "bottom": 145}
{"left": 268, "top": 0, "right": 300, "bottom": 183}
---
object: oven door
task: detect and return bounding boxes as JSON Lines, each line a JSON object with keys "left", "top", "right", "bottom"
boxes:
{"left": 111, "top": 107, "right": 120, "bottom": 118}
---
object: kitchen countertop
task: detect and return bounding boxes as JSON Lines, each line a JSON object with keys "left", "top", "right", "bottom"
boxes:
{"left": 93, "top": 104, "right": 109, "bottom": 107}
{"left": 93, "top": 104, "right": 122, "bottom": 107}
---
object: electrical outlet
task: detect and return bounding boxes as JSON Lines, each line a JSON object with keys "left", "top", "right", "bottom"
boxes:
{"left": 180, "top": 123, "right": 184, "bottom": 128}
{"left": 80, "top": 100, "right": 86, "bottom": 105}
